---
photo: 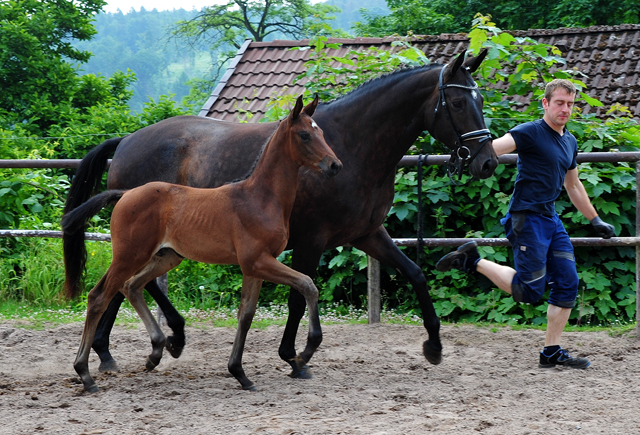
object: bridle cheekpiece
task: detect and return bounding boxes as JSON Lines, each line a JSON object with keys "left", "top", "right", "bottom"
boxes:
{"left": 434, "top": 65, "right": 492, "bottom": 181}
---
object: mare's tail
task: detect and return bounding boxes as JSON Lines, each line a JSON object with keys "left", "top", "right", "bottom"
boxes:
{"left": 61, "top": 190, "right": 125, "bottom": 300}
{"left": 64, "top": 136, "right": 124, "bottom": 215}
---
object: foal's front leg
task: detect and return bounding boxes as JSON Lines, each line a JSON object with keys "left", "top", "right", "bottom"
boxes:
{"left": 252, "top": 255, "right": 322, "bottom": 378}
{"left": 228, "top": 275, "right": 262, "bottom": 391}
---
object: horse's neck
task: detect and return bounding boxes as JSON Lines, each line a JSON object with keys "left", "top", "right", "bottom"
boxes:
{"left": 316, "top": 68, "right": 437, "bottom": 168}
{"left": 244, "top": 130, "right": 300, "bottom": 210}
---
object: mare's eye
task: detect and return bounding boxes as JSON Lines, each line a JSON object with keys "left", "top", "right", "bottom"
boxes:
{"left": 452, "top": 100, "right": 463, "bottom": 109}
{"left": 299, "top": 131, "right": 311, "bottom": 141}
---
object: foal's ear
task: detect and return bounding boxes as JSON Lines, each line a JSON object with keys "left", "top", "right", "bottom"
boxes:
{"left": 302, "top": 94, "right": 319, "bottom": 117}
{"left": 463, "top": 48, "right": 488, "bottom": 73}
{"left": 447, "top": 49, "right": 467, "bottom": 78}
{"left": 290, "top": 95, "right": 304, "bottom": 121}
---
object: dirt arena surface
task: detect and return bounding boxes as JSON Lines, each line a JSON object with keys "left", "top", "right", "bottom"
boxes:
{"left": 1, "top": 321, "right": 639, "bottom": 434}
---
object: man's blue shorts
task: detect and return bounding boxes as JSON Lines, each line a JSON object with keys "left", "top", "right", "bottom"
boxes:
{"left": 500, "top": 211, "right": 579, "bottom": 308}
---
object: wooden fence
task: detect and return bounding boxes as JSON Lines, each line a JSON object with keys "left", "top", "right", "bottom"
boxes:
{"left": 2, "top": 153, "right": 639, "bottom": 334}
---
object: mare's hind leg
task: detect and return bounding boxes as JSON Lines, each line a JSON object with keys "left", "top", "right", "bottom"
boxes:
{"left": 122, "top": 249, "right": 183, "bottom": 371}
{"left": 93, "top": 291, "right": 125, "bottom": 372}
{"left": 228, "top": 276, "right": 262, "bottom": 391}
{"left": 352, "top": 225, "right": 442, "bottom": 364}
{"left": 145, "top": 278, "right": 186, "bottom": 359}
{"left": 93, "top": 279, "right": 187, "bottom": 372}
{"left": 249, "top": 254, "right": 322, "bottom": 380}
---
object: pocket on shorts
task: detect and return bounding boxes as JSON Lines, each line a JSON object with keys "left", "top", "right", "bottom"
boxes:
{"left": 510, "top": 211, "right": 527, "bottom": 236}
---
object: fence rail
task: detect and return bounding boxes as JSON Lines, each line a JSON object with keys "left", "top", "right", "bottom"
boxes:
{"left": 2, "top": 153, "right": 639, "bottom": 334}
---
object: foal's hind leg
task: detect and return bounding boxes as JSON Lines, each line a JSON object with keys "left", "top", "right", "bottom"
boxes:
{"left": 228, "top": 276, "right": 263, "bottom": 391}
{"left": 93, "top": 278, "right": 186, "bottom": 372}
{"left": 121, "top": 249, "right": 183, "bottom": 371}
{"left": 74, "top": 267, "right": 137, "bottom": 393}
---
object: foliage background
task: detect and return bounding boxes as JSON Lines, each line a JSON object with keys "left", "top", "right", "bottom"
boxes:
{"left": 0, "top": 0, "right": 638, "bottom": 328}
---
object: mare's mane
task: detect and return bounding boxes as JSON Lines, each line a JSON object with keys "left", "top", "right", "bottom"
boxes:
{"left": 227, "top": 64, "right": 444, "bottom": 184}
{"left": 318, "top": 63, "right": 443, "bottom": 109}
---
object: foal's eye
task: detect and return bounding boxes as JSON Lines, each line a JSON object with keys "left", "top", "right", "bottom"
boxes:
{"left": 299, "top": 132, "right": 311, "bottom": 141}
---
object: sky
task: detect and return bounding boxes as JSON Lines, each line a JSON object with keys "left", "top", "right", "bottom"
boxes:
{"left": 102, "top": 0, "right": 218, "bottom": 13}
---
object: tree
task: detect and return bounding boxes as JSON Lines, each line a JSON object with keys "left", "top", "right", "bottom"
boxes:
{"left": 353, "top": 0, "right": 640, "bottom": 37}
{"left": 0, "top": 0, "right": 113, "bottom": 135}
{"left": 173, "top": 0, "right": 346, "bottom": 53}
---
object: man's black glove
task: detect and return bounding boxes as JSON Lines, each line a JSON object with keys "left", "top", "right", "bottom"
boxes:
{"left": 590, "top": 216, "right": 615, "bottom": 239}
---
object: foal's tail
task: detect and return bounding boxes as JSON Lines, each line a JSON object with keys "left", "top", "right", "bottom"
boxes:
{"left": 61, "top": 190, "right": 125, "bottom": 300}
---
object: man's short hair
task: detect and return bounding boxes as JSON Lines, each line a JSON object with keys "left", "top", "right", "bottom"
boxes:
{"left": 544, "top": 79, "right": 577, "bottom": 101}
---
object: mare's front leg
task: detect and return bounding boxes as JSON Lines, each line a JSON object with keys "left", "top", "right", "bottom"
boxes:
{"left": 351, "top": 225, "right": 442, "bottom": 364}
{"left": 228, "top": 276, "right": 262, "bottom": 391}
{"left": 252, "top": 255, "right": 322, "bottom": 379}
{"left": 278, "top": 247, "right": 323, "bottom": 378}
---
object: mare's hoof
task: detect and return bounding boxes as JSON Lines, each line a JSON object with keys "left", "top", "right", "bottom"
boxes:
{"left": 145, "top": 356, "right": 160, "bottom": 371}
{"left": 98, "top": 359, "right": 119, "bottom": 373}
{"left": 165, "top": 336, "right": 185, "bottom": 359}
{"left": 243, "top": 384, "right": 258, "bottom": 392}
{"left": 84, "top": 384, "right": 100, "bottom": 394}
{"left": 290, "top": 364, "right": 313, "bottom": 380}
{"left": 423, "top": 340, "right": 443, "bottom": 365}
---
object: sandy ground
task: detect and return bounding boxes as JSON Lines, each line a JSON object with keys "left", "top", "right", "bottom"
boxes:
{"left": 1, "top": 321, "right": 639, "bottom": 434}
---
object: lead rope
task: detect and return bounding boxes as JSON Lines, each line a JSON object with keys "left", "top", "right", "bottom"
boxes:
{"left": 416, "top": 154, "right": 427, "bottom": 267}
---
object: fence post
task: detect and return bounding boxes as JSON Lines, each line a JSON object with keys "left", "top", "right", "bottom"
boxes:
{"left": 367, "top": 256, "right": 381, "bottom": 324}
{"left": 636, "top": 162, "right": 639, "bottom": 338}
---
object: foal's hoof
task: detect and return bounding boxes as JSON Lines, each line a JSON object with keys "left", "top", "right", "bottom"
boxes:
{"left": 165, "top": 335, "right": 185, "bottom": 359}
{"left": 98, "top": 358, "right": 119, "bottom": 373}
{"left": 423, "top": 340, "right": 443, "bottom": 365}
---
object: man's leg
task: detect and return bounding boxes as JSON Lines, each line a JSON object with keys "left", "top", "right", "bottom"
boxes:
{"left": 545, "top": 304, "right": 571, "bottom": 346}
{"left": 476, "top": 259, "right": 516, "bottom": 295}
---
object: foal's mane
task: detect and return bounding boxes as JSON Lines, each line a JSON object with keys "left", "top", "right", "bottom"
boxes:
{"left": 228, "top": 123, "right": 280, "bottom": 184}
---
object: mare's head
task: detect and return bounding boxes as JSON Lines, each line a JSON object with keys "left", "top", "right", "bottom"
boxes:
{"left": 284, "top": 95, "right": 342, "bottom": 178}
{"left": 426, "top": 49, "right": 498, "bottom": 179}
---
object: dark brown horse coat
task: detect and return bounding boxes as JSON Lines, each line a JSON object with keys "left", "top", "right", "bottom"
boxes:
{"left": 64, "top": 49, "right": 497, "bottom": 376}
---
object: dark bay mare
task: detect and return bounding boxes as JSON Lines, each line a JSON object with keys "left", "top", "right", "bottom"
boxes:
{"left": 62, "top": 96, "right": 342, "bottom": 392}
{"left": 63, "top": 49, "right": 497, "bottom": 379}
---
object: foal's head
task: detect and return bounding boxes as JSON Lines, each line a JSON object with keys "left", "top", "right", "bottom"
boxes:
{"left": 284, "top": 95, "right": 342, "bottom": 178}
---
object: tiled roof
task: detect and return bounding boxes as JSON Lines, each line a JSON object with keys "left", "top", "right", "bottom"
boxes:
{"left": 199, "top": 25, "right": 640, "bottom": 122}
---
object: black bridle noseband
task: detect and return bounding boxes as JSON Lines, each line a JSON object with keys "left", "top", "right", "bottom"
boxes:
{"left": 433, "top": 65, "right": 492, "bottom": 181}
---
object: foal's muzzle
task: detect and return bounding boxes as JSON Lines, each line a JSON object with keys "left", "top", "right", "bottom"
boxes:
{"left": 318, "top": 156, "right": 343, "bottom": 178}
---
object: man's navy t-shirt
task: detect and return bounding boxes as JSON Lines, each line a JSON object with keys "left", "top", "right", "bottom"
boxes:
{"left": 508, "top": 119, "right": 578, "bottom": 216}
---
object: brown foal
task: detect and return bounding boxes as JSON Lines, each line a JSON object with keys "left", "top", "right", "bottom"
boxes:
{"left": 61, "top": 95, "right": 342, "bottom": 392}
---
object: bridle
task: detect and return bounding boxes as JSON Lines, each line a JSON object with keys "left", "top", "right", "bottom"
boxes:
{"left": 433, "top": 65, "right": 492, "bottom": 181}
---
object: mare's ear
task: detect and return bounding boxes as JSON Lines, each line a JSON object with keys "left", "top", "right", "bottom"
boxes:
{"left": 303, "top": 94, "right": 319, "bottom": 117}
{"left": 290, "top": 95, "right": 304, "bottom": 121}
{"left": 447, "top": 49, "right": 467, "bottom": 79}
{"left": 464, "top": 48, "right": 488, "bottom": 73}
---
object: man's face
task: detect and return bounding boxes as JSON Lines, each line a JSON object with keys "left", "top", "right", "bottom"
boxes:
{"left": 542, "top": 88, "right": 575, "bottom": 130}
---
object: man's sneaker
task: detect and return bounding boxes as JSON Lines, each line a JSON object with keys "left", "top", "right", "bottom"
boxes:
{"left": 539, "top": 348, "right": 591, "bottom": 369}
{"left": 436, "top": 241, "right": 480, "bottom": 272}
